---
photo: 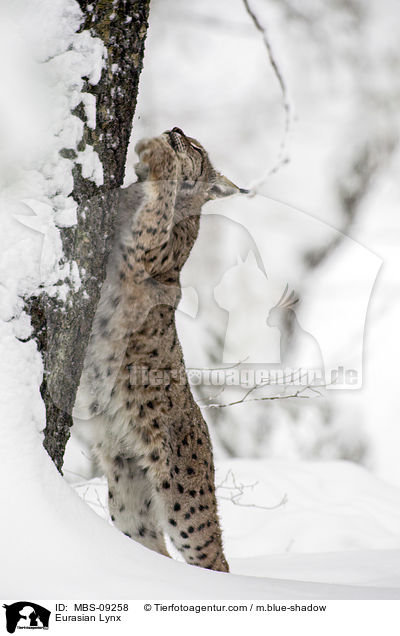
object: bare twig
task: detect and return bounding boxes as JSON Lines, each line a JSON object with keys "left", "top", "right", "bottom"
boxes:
{"left": 73, "top": 479, "right": 110, "bottom": 518}
{"left": 201, "top": 385, "right": 320, "bottom": 409}
{"left": 218, "top": 493, "right": 288, "bottom": 510}
{"left": 196, "top": 386, "right": 226, "bottom": 406}
{"left": 196, "top": 366, "right": 325, "bottom": 408}
{"left": 63, "top": 469, "right": 89, "bottom": 482}
{"left": 187, "top": 357, "right": 249, "bottom": 372}
{"left": 197, "top": 374, "right": 270, "bottom": 406}
{"left": 242, "top": 0, "right": 294, "bottom": 189}
{"left": 217, "top": 469, "right": 287, "bottom": 510}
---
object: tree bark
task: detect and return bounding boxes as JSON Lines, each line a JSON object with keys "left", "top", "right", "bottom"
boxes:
{"left": 27, "top": 0, "right": 150, "bottom": 472}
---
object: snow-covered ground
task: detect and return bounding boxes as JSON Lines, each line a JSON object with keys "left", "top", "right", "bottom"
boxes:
{"left": 2, "top": 406, "right": 400, "bottom": 599}
{"left": 73, "top": 458, "right": 400, "bottom": 561}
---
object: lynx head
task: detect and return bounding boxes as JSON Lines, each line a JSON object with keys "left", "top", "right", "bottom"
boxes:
{"left": 165, "top": 127, "right": 248, "bottom": 207}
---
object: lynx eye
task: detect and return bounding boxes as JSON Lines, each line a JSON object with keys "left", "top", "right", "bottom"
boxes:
{"left": 188, "top": 142, "right": 205, "bottom": 173}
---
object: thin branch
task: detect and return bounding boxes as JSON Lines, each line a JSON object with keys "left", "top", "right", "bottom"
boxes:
{"left": 74, "top": 479, "right": 110, "bottom": 518}
{"left": 187, "top": 357, "right": 249, "bottom": 372}
{"left": 218, "top": 493, "right": 287, "bottom": 510}
{"left": 63, "top": 469, "right": 89, "bottom": 482}
{"left": 217, "top": 469, "right": 288, "bottom": 510}
{"left": 201, "top": 385, "right": 320, "bottom": 409}
{"left": 196, "top": 367, "right": 324, "bottom": 408}
{"left": 242, "top": 0, "right": 294, "bottom": 189}
{"left": 196, "top": 386, "right": 226, "bottom": 406}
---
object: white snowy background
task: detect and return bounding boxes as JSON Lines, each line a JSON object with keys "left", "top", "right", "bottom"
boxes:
{"left": 1, "top": 0, "right": 400, "bottom": 599}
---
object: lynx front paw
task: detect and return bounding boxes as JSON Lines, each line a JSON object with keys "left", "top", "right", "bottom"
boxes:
{"left": 134, "top": 136, "right": 178, "bottom": 182}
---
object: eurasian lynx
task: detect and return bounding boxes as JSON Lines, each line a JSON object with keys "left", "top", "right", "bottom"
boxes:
{"left": 75, "top": 128, "right": 246, "bottom": 572}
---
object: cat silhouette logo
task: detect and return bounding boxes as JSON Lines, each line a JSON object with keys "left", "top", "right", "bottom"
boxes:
{"left": 2, "top": 602, "right": 50, "bottom": 633}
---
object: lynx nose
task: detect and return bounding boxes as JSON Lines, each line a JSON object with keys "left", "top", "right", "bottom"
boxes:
{"left": 166, "top": 128, "right": 185, "bottom": 151}
{"left": 162, "top": 127, "right": 185, "bottom": 137}
{"left": 171, "top": 126, "right": 185, "bottom": 136}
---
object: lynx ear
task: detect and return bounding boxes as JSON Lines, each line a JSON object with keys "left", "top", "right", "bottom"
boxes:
{"left": 209, "top": 174, "right": 247, "bottom": 199}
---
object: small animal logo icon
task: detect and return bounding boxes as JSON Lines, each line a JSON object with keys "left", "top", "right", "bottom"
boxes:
{"left": 2, "top": 602, "right": 50, "bottom": 633}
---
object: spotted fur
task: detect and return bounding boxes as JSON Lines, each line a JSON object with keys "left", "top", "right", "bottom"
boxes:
{"left": 75, "top": 128, "right": 241, "bottom": 572}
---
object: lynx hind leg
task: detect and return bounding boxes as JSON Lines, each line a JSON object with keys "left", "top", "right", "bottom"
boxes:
{"left": 154, "top": 429, "right": 229, "bottom": 572}
{"left": 103, "top": 454, "right": 170, "bottom": 557}
{"left": 163, "top": 492, "right": 229, "bottom": 572}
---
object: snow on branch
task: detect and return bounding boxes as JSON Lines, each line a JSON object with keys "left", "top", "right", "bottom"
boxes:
{"left": 242, "top": 0, "right": 294, "bottom": 190}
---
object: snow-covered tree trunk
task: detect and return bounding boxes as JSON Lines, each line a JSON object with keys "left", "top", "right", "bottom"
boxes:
{"left": 28, "top": 0, "right": 150, "bottom": 472}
